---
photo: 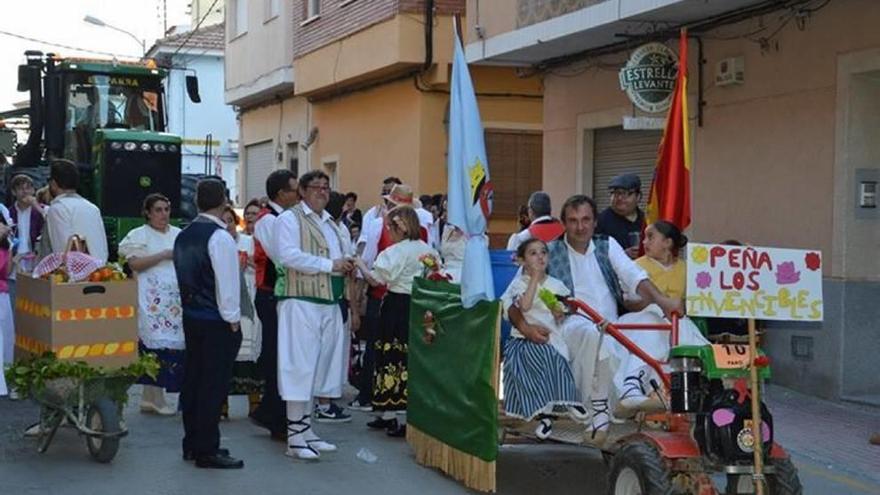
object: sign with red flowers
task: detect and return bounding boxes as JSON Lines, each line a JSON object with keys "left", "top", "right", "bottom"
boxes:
{"left": 686, "top": 243, "right": 823, "bottom": 321}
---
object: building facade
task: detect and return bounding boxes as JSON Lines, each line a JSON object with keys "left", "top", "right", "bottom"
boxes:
{"left": 465, "top": 0, "right": 880, "bottom": 405}
{"left": 225, "top": 0, "right": 543, "bottom": 239}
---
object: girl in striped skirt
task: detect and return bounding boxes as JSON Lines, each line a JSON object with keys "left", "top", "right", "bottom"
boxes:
{"left": 501, "top": 238, "right": 586, "bottom": 439}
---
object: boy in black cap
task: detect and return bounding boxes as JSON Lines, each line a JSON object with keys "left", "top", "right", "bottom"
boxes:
{"left": 597, "top": 173, "right": 645, "bottom": 259}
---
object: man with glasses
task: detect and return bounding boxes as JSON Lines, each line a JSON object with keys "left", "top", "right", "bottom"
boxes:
{"left": 250, "top": 170, "right": 298, "bottom": 441}
{"left": 597, "top": 173, "right": 645, "bottom": 260}
{"left": 272, "top": 170, "right": 354, "bottom": 461}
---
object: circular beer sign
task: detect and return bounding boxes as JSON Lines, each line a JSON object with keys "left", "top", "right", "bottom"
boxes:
{"left": 619, "top": 42, "right": 679, "bottom": 113}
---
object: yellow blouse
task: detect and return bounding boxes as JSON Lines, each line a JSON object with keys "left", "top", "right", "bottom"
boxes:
{"left": 635, "top": 256, "right": 687, "bottom": 300}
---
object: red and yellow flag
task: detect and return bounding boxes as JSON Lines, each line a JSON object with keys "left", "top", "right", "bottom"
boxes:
{"left": 647, "top": 28, "right": 691, "bottom": 230}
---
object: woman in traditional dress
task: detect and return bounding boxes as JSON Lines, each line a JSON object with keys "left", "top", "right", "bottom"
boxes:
{"left": 612, "top": 220, "right": 709, "bottom": 415}
{"left": 118, "top": 194, "right": 184, "bottom": 415}
{"left": 354, "top": 206, "right": 438, "bottom": 437}
{"left": 501, "top": 238, "right": 585, "bottom": 440}
{"left": 221, "top": 205, "right": 263, "bottom": 417}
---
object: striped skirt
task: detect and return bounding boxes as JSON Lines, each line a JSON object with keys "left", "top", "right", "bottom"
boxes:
{"left": 502, "top": 337, "right": 581, "bottom": 421}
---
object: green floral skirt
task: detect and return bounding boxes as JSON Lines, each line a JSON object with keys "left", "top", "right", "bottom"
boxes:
{"left": 372, "top": 292, "right": 410, "bottom": 412}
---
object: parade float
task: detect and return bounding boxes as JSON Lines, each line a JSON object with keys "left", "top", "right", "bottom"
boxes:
{"left": 407, "top": 23, "right": 809, "bottom": 495}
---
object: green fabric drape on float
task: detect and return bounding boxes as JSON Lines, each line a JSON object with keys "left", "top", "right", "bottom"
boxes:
{"left": 408, "top": 278, "right": 500, "bottom": 462}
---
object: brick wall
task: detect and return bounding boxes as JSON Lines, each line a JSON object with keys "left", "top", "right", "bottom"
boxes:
{"left": 293, "top": 0, "right": 465, "bottom": 58}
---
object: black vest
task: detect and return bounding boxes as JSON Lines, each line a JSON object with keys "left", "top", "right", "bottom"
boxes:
{"left": 174, "top": 216, "right": 223, "bottom": 321}
{"left": 258, "top": 207, "right": 281, "bottom": 293}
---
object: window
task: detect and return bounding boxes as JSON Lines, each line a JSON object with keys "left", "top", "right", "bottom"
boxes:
{"left": 484, "top": 130, "right": 543, "bottom": 217}
{"left": 307, "top": 0, "right": 320, "bottom": 19}
{"left": 286, "top": 142, "right": 299, "bottom": 176}
{"left": 322, "top": 158, "right": 338, "bottom": 190}
{"left": 264, "top": 0, "right": 279, "bottom": 21}
{"left": 231, "top": 0, "right": 248, "bottom": 37}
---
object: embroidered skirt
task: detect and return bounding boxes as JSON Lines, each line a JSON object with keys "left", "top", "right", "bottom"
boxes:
{"left": 137, "top": 342, "right": 185, "bottom": 393}
{"left": 502, "top": 337, "right": 580, "bottom": 421}
{"left": 372, "top": 292, "right": 410, "bottom": 412}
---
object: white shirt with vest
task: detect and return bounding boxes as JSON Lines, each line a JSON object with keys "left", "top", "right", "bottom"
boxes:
{"left": 199, "top": 213, "right": 241, "bottom": 324}
{"left": 567, "top": 236, "right": 647, "bottom": 322}
{"left": 273, "top": 202, "right": 343, "bottom": 274}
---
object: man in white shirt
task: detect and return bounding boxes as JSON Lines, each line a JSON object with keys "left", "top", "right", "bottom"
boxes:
{"left": 173, "top": 178, "right": 243, "bottom": 469}
{"left": 272, "top": 170, "right": 354, "bottom": 461}
{"left": 506, "top": 191, "right": 565, "bottom": 252}
{"left": 507, "top": 195, "right": 683, "bottom": 441}
{"left": 45, "top": 160, "right": 108, "bottom": 263}
{"left": 249, "top": 169, "right": 298, "bottom": 439}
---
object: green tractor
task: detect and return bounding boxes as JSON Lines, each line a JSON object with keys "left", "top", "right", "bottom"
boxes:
{"left": 0, "top": 50, "right": 205, "bottom": 260}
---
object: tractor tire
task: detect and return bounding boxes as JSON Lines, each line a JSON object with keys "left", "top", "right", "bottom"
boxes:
{"left": 768, "top": 458, "right": 803, "bottom": 495}
{"left": 180, "top": 173, "right": 202, "bottom": 222}
{"left": 85, "top": 398, "right": 122, "bottom": 463}
{"left": 180, "top": 173, "right": 227, "bottom": 223}
{"left": 607, "top": 442, "right": 675, "bottom": 495}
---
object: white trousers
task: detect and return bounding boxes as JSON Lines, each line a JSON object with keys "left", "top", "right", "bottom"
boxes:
{"left": 277, "top": 299, "right": 345, "bottom": 402}
{"left": 609, "top": 305, "right": 709, "bottom": 397}
{"left": 561, "top": 317, "right": 612, "bottom": 404}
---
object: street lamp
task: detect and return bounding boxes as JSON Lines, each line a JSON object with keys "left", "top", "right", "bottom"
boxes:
{"left": 83, "top": 15, "right": 146, "bottom": 56}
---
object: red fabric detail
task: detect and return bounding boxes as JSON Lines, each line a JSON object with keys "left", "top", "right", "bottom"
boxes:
{"left": 527, "top": 221, "right": 564, "bottom": 243}
{"left": 254, "top": 208, "right": 275, "bottom": 291}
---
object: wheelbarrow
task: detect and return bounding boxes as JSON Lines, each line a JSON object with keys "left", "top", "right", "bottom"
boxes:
{"left": 32, "top": 375, "right": 134, "bottom": 463}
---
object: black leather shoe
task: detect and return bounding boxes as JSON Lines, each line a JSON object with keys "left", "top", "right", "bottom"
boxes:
{"left": 195, "top": 454, "right": 244, "bottom": 469}
{"left": 386, "top": 424, "right": 407, "bottom": 438}
{"left": 183, "top": 448, "right": 229, "bottom": 461}
{"left": 367, "top": 418, "right": 396, "bottom": 430}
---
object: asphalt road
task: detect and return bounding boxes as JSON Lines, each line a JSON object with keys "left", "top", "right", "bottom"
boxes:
{"left": 0, "top": 389, "right": 877, "bottom": 495}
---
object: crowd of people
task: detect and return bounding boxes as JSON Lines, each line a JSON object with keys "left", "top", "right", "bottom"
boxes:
{"left": 9, "top": 162, "right": 856, "bottom": 466}
{"left": 0, "top": 161, "right": 470, "bottom": 467}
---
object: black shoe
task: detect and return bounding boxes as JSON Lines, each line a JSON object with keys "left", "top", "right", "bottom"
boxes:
{"left": 184, "top": 448, "right": 229, "bottom": 461}
{"left": 195, "top": 453, "right": 244, "bottom": 469}
{"left": 386, "top": 424, "right": 407, "bottom": 438}
{"left": 367, "top": 417, "right": 396, "bottom": 430}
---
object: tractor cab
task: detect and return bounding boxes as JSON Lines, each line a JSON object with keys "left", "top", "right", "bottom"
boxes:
{"left": 8, "top": 51, "right": 192, "bottom": 260}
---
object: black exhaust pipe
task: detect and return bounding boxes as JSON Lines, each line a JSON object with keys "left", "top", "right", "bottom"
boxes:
{"left": 16, "top": 51, "right": 45, "bottom": 167}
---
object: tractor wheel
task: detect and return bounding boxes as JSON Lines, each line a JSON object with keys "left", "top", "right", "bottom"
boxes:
{"left": 607, "top": 442, "right": 675, "bottom": 495}
{"left": 85, "top": 398, "right": 121, "bottom": 463}
{"left": 180, "top": 173, "right": 202, "bottom": 222}
{"left": 767, "top": 458, "right": 803, "bottom": 495}
{"left": 180, "top": 173, "right": 227, "bottom": 223}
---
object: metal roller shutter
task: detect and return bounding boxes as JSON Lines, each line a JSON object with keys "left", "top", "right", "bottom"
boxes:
{"left": 592, "top": 127, "right": 662, "bottom": 212}
{"left": 244, "top": 141, "right": 275, "bottom": 203}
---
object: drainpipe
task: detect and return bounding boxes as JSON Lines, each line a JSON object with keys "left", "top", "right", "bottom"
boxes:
{"left": 422, "top": 0, "right": 434, "bottom": 72}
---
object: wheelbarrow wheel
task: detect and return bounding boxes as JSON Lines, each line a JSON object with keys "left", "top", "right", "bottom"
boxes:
{"left": 767, "top": 458, "right": 803, "bottom": 495}
{"left": 607, "top": 441, "right": 674, "bottom": 495}
{"left": 85, "top": 398, "right": 121, "bottom": 463}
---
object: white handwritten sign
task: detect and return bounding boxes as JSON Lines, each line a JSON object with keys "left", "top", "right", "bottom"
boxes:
{"left": 686, "top": 243, "right": 823, "bottom": 321}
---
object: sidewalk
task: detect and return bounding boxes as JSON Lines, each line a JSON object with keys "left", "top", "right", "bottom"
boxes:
{"left": 764, "top": 384, "right": 880, "bottom": 488}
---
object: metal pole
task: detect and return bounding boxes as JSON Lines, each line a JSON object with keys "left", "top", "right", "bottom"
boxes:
{"left": 748, "top": 318, "right": 766, "bottom": 495}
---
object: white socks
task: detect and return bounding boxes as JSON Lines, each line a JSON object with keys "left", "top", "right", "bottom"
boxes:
{"left": 285, "top": 400, "right": 336, "bottom": 460}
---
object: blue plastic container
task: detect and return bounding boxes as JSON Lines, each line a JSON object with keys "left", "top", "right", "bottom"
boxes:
{"left": 489, "top": 249, "right": 518, "bottom": 345}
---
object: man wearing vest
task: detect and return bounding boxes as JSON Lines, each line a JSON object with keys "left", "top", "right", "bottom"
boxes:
{"left": 174, "top": 178, "right": 243, "bottom": 469}
{"left": 273, "top": 170, "right": 354, "bottom": 461}
{"left": 507, "top": 195, "right": 683, "bottom": 444}
{"left": 249, "top": 169, "right": 299, "bottom": 440}
{"left": 506, "top": 190, "right": 565, "bottom": 251}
